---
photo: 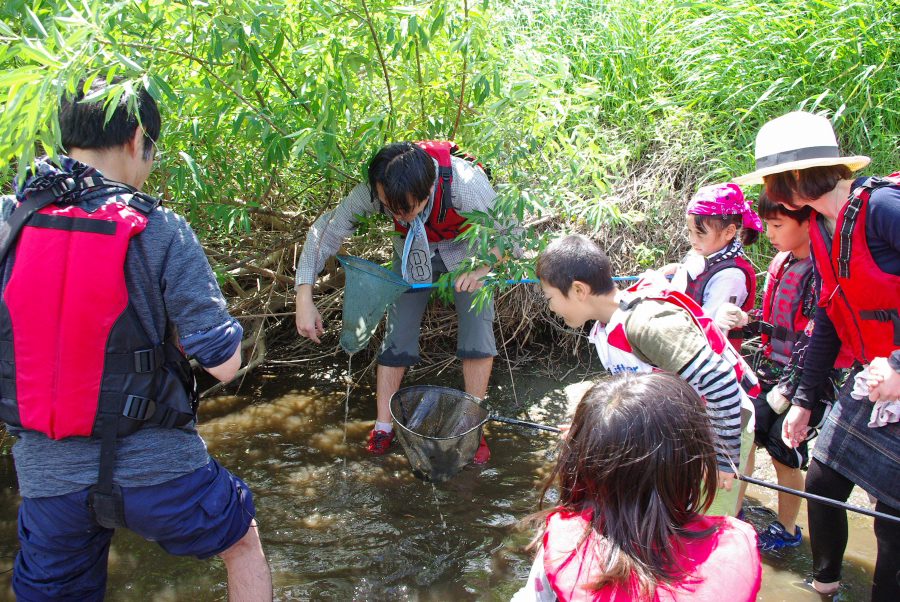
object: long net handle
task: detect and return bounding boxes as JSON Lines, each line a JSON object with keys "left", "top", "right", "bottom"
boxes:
{"left": 738, "top": 474, "right": 900, "bottom": 525}
{"left": 407, "top": 275, "right": 674, "bottom": 288}
{"left": 409, "top": 278, "right": 538, "bottom": 289}
{"left": 489, "top": 415, "right": 562, "bottom": 433}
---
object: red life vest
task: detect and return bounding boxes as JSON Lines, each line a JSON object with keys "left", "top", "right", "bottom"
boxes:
{"left": 392, "top": 140, "right": 473, "bottom": 242}
{"left": 683, "top": 255, "right": 757, "bottom": 351}
{"left": 0, "top": 184, "right": 197, "bottom": 440}
{"left": 808, "top": 173, "right": 900, "bottom": 364}
{"left": 542, "top": 509, "right": 761, "bottom": 602}
{"left": 760, "top": 252, "right": 814, "bottom": 364}
{"left": 759, "top": 252, "right": 854, "bottom": 369}
{"left": 614, "top": 279, "right": 760, "bottom": 397}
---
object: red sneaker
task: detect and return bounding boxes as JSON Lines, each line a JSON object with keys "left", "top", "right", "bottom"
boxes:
{"left": 366, "top": 429, "right": 394, "bottom": 455}
{"left": 473, "top": 434, "right": 490, "bottom": 464}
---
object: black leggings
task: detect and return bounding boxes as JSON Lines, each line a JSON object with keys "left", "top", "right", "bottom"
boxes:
{"left": 806, "top": 458, "right": 900, "bottom": 601}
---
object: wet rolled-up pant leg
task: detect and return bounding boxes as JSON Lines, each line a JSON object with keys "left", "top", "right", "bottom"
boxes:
{"left": 378, "top": 254, "right": 443, "bottom": 366}
{"left": 451, "top": 284, "right": 497, "bottom": 360}
{"left": 378, "top": 285, "right": 433, "bottom": 366}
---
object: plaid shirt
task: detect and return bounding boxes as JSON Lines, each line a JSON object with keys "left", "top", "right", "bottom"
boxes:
{"left": 295, "top": 155, "right": 522, "bottom": 287}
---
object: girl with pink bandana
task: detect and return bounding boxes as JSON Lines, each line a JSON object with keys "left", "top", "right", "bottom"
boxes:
{"left": 669, "top": 183, "right": 762, "bottom": 345}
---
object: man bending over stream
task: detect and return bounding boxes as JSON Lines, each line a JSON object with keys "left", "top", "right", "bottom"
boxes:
{"left": 295, "top": 141, "right": 521, "bottom": 462}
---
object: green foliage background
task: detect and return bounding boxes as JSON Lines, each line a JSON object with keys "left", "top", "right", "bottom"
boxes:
{"left": 1, "top": 0, "right": 898, "bottom": 276}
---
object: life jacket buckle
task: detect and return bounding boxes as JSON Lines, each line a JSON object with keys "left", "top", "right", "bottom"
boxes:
{"left": 123, "top": 395, "right": 156, "bottom": 421}
{"left": 127, "top": 193, "right": 158, "bottom": 214}
{"left": 871, "top": 309, "right": 895, "bottom": 322}
{"left": 50, "top": 177, "right": 76, "bottom": 198}
{"left": 133, "top": 347, "right": 162, "bottom": 373}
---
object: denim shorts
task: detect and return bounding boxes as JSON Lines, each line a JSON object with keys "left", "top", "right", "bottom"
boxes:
{"left": 378, "top": 251, "right": 497, "bottom": 366}
{"left": 12, "top": 457, "right": 255, "bottom": 602}
{"left": 814, "top": 375, "right": 900, "bottom": 510}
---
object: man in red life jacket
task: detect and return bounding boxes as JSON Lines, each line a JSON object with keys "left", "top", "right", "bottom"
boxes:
{"left": 0, "top": 78, "right": 271, "bottom": 600}
{"left": 295, "top": 142, "right": 521, "bottom": 462}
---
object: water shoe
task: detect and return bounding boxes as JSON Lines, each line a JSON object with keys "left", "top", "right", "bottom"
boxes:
{"left": 366, "top": 429, "right": 394, "bottom": 455}
{"left": 757, "top": 520, "right": 802, "bottom": 551}
{"left": 473, "top": 435, "right": 490, "bottom": 464}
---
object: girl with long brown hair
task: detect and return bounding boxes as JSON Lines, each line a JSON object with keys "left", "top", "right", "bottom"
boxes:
{"left": 512, "top": 373, "right": 760, "bottom": 602}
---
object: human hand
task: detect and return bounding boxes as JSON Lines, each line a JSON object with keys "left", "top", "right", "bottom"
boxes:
{"left": 781, "top": 405, "right": 811, "bottom": 449}
{"left": 717, "top": 470, "right": 735, "bottom": 491}
{"left": 454, "top": 264, "right": 492, "bottom": 293}
{"left": 658, "top": 263, "right": 681, "bottom": 277}
{"left": 714, "top": 303, "right": 749, "bottom": 331}
{"left": 638, "top": 269, "right": 671, "bottom": 288}
{"left": 295, "top": 286, "right": 324, "bottom": 343}
{"left": 867, "top": 357, "right": 900, "bottom": 402}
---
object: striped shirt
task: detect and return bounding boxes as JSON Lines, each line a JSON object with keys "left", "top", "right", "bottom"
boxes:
{"left": 678, "top": 347, "right": 745, "bottom": 471}
{"left": 295, "top": 155, "right": 522, "bottom": 287}
{"left": 624, "top": 300, "right": 744, "bottom": 471}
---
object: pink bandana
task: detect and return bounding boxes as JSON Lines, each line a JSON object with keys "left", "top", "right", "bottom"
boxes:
{"left": 687, "top": 182, "right": 762, "bottom": 232}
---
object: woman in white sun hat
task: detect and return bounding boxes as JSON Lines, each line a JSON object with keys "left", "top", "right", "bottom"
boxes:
{"left": 735, "top": 110, "right": 900, "bottom": 600}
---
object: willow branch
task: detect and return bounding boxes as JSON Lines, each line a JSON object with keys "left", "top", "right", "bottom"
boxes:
{"left": 359, "top": 0, "right": 394, "bottom": 118}
{"left": 415, "top": 38, "right": 426, "bottom": 130}
{"left": 451, "top": 0, "right": 469, "bottom": 140}
{"left": 111, "top": 40, "right": 287, "bottom": 136}
{"left": 113, "top": 40, "right": 358, "bottom": 182}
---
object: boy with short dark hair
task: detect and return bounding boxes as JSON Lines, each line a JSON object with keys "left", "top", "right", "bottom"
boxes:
{"left": 536, "top": 234, "right": 755, "bottom": 516}
{"left": 735, "top": 192, "right": 846, "bottom": 550}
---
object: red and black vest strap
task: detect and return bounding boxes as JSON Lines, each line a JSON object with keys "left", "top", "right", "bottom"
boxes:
{"left": 437, "top": 164, "right": 453, "bottom": 222}
{"left": 858, "top": 308, "right": 900, "bottom": 345}
{"left": 837, "top": 173, "right": 900, "bottom": 279}
{"left": 0, "top": 175, "right": 154, "bottom": 266}
{"left": 742, "top": 320, "right": 802, "bottom": 344}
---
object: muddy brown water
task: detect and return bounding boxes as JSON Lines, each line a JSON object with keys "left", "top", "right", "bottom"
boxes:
{"left": 0, "top": 360, "right": 882, "bottom": 600}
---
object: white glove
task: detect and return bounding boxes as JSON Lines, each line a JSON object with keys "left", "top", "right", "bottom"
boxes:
{"left": 714, "top": 302, "right": 749, "bottom": 331}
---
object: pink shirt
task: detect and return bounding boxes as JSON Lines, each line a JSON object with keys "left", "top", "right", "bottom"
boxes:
{"left": 540, "top": 510, "right": 761, "bottom": 602}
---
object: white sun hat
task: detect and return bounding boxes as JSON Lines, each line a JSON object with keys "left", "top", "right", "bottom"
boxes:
{"left": 734, "top": 111, "right": 870, "bottom": 185}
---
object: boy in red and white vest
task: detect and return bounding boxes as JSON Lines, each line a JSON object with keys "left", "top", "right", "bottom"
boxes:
{"left": 536, "top": 234, "right": 758, "bottom": 517}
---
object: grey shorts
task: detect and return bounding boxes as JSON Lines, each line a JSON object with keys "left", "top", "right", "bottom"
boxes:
{"left": 377, "top": 251, "right": 497, "bottom": 366}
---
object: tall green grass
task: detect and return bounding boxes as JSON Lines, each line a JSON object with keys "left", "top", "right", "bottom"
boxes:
{"left": 485, "top": 0, "right": 900, "bottom": 271}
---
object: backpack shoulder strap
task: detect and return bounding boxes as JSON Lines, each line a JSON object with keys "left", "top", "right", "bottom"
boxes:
{"left": 0, "top": 178, "right": 75, "bottom": 266}
{"left": 417, "top": 140, "right": 454, "bottom": 222}
{"left": 0, "top": 176, "right": 157, "bottom": 267}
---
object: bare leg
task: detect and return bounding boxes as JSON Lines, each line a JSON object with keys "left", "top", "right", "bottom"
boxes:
{"left": 218, "top": 520, "right": 272, "bottom": 602}
{"left": 462, "top": 357, "right": 493, "bottom": 400}
{"left": 734, "top": 442, "right": 756, "bottom": 517}
{"left": 376, "top": 364, "right": 406, "bottom": 423}
{"left": 772, "top": 458, "right": 804, "bottom": 533}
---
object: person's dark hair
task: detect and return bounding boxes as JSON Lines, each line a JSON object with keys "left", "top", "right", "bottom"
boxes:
{"left": 691, "top": 213, "right": 759, "bottom": 247}
{"left": 757, "top": 189, "right": 812, "bottom": 223}
{"left": 533, "top": 373, "right": 720, "bottom": 600}
{"left": 368, "top": 142, "right": 436, "bottom": 215}
{"left": 535, "top": 234, "right": 614, "bottom": 297}
{"left": 763, "top": 164, "right": 852, "bottom": 210}
{"left": 59, "top": 77, "right": 160, "bottom": 161}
